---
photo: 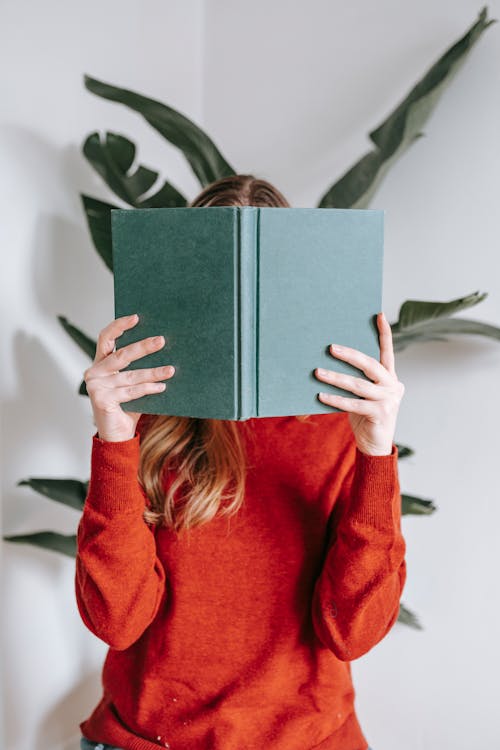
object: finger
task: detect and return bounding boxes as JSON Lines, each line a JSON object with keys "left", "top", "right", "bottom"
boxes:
{"left": 113, "top": 381, "right": 169, "bottom": 402}
{"left": 96, "top": 364, "right": 175, "bottom": 389}
{"left": 317, "top": 391, "right": 378, "bottom": 416}
{"left": 378, "top": 312, "right": 396, "bottom": 375}
{"left": 314, "top": 368, "right": 385, "bottom": 400}
{"left": 94, "top": 314, "right": 139, "bottom": 365}
{"left": 90, "top": 335, "right": 166, "bottom": 378}
{"left": 329, "top": 339, "right": 392, "bottom": 385}
{"left": 91, "top": 381, "right": 168, "bottom": 410}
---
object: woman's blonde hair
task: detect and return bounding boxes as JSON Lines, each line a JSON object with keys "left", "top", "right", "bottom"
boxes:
{"left": 140, "top": 174, "right": 311, "bottom": 533}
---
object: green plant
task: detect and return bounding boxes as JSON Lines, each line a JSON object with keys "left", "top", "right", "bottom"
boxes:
{"left": 4, "top": 7, "right": 498, "bottom": 632}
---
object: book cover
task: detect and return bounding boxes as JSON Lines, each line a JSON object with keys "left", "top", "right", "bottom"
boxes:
{"left": 111, "top": 206, "right": 384, "bottom": 420}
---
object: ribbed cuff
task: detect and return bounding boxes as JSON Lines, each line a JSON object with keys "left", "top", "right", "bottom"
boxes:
{"left": 84, "top": 430, "right": 146, "bottom": 514}
{"left": 348, "top": 442, "right": 401, "bottom": 529}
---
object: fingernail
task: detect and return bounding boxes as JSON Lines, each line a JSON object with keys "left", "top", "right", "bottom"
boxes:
{"left": 330, "top": 344, "right": 343, "bottom": 353}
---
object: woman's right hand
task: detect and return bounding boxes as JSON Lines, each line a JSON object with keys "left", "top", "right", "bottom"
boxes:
{"left": 83, "top": 313, "right": 175, "bottom": 442}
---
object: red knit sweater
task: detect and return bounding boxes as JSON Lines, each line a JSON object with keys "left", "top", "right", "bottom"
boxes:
{"left": 75, "top": 411, "right": 406, "bottom": 750}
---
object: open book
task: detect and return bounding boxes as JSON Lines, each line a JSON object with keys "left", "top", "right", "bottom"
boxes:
{"left": 111, "top": 206, "right": 384, "bottom": 420}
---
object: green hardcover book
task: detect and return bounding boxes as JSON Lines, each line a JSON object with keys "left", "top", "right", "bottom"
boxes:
{"left": 111, "top": 206, "right": 384, "bottom": 420}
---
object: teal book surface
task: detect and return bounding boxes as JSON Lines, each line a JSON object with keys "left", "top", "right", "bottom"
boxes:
{"left": 111, "top": 206, "right": 384, "bottom": 420}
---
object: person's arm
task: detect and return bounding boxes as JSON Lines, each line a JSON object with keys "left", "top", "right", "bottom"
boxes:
{"left": 75, "top": 430, "right": 167, "bottom": 651}
{"left": 311, "top": 439, "right": 407, "bottom": 661}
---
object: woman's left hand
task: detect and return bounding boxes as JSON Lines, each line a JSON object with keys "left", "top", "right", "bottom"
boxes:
{"left": 314, "top": 312, "right": 405, "bottom": 456}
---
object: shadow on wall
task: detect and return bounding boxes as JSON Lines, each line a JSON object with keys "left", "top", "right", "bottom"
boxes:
{"left": 1, "top": 125, "right": 115, "bottom": 749}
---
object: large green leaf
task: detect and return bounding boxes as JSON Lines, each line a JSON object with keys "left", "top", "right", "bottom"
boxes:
{"left": 78, "top": 378, "right": 89, "bottom": 397}
{"left": 82, "top": 132, "right": 187, "bottom": 209}
{"left": 3, "top": 532, "right": 77, "bottom": 558}
{"left": 80, "top": 194, "right": 118, "bottom": 271}
{"left": 402, "top": 493, "right": 437, "bottom": 516}
{"left": 83, "top": 74, "right": 237, "bottom": 187}
{"left": 395, "top": 443, "right": 414, "bottom": 459}
{"left": 391, "top": 290, "right": 500, "bottom": 351}
{"left": 318, "top": 133, "right": 424, "bottom": 209}
{"left": 397, "top": 601, "right": 423, "bottom": 630}
{"left": 396, "top": 290, "right": 488, "bottom": 328}
{"left": 318, "top": 6, "right": 495, "bottom": 208}
{"left": 57, "top": 316, "right": 96, "bottom": 396}
{"left": 17, "top": 478, "right": 88, "bottom": 511}
{"left": 58, "top": 315, "right": 96, "bottom": 359}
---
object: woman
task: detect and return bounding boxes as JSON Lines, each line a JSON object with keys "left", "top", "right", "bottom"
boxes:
{"left": 76, "top": 174, "right": 406, "bottom": 750}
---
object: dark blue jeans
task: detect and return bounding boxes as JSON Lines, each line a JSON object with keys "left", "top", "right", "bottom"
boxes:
{"left": 81, "top": 735, "right": 375, "bottom": 749}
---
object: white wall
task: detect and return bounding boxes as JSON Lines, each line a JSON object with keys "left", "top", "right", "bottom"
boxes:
{"left": 0, "top": 2, "right": 204, "bottom": 749}
{"left": 204, "top": 1, "right": 500, "bottom": 748}
{"left": 2, "top": 1, "right": 499, "bottom": 749}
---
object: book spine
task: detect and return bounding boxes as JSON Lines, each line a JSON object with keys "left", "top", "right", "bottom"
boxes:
{"left": 237, "top": 208, "right": 259, "bottom": 419}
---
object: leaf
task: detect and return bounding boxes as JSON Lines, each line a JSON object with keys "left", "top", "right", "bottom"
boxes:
{"left": 318, "top": 6, "right": 496, "bottom": 208}
{"left": 83, "top": 74, "right": 237, "bottom": 186}
{"left": 369, "top": 7, "right": 495, "bottom": 155}
{"left": 57, "top": 315, "right": 96, "bottom": 359}
{"left": 3, "top": 532, "right": 77, "bottom": 558}
{"left": 17, "top": 478, "right": 88, "bottom": 511}
{"left": 80, "top": 194, "right": 118, "bottom": 271}
{"left": 395, "top": 443, "right": 414, "bottom": 459}
{"left": 390, "top": 290, "right": 500, "bottom": 351}
{"left": 395, "top": 290, "right": 488, "bottom": 330}
{"left": 397, "top": 601, "right": 424, "bottom": 630}
{"left": 402, "top": 493, "right": 437, "bottom": 516}
{"left": 319, "top": 133, "right": 423, "bottom": 209}
{"left": 82, "top": 132, "right": 187, "bottom": 209}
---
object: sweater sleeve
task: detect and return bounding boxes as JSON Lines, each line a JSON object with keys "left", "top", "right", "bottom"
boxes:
{"left": 74, "top": 430, "right": 167, "bottom": 651}
{"left": 311, "top": 439, "right": 407, "bottom": 662}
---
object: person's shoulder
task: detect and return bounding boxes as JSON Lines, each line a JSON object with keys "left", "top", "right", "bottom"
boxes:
{"left": 253, "top": 411, "right": 353, "bottom": 450}
{"left": 293, "top": 411, "right": 351, "bottom": 434}
{"left": 136, "top": 413, "right": 156, "bottom": 438}
{"left": 298, "top": 411, "right": 353, "bottom": 445}
{"left": 242, "top": 412, "right": 350, "bottom": 433}
{"left": 276, "top": 412, "right": 355, "bottom": 479}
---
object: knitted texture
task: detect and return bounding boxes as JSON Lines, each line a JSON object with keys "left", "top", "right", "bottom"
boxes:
{"left": 75, "top": 411, "right": 406, "bottom": 750}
